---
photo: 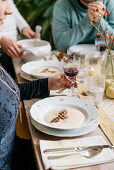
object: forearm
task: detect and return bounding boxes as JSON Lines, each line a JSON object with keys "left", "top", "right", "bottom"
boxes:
{"left": 18, "top": 79, "right": 50, "bottom": 100}
{"left": 10, "top": 0, "right": 29, "bottom": 32}
{"left": 53, "top": 16, "right": 91, "bottom": 51}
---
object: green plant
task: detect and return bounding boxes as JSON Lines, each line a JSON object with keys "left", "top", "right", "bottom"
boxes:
{"left": 14, "top": 0, "right": 57, "bottom": 45}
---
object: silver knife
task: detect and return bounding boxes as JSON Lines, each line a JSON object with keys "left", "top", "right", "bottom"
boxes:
{"left": 43, "top": 145, "right": 114, "bottom": 153}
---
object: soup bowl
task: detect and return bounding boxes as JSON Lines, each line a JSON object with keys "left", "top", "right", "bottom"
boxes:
{"left": 17, "top": 39, "right": 51, "bottom": 61}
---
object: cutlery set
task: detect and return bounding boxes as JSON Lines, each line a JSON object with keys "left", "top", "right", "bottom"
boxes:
{"left": 43, "top": 145, "right": 114, "bottom": 160}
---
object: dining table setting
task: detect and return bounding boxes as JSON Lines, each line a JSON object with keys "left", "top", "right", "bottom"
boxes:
{"left": 12, "top": 39, "right": 114, "bottom": 170}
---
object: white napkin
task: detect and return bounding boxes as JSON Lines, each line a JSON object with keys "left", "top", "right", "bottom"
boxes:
{"left": 40, "top": 136, "right": 114, "bottom": 170}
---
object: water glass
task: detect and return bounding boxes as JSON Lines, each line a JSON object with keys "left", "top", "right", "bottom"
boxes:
{"left": 95, "top": 38, "right": 107, "bottom": 56}
{"left": 87, "top": 65, "right": 105, "bottom": 105}
{"left": 77, "top": 52, "right": 88, "bottom": 84}
{"left": 86, "top": 51, "right": 103, "bottom": 67}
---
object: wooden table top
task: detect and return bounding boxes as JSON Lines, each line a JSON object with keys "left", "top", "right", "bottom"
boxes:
{"left": 12, "top": 58, "right": 114, "bottom": 170}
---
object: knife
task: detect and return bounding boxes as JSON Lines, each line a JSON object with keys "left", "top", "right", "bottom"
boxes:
{"left": 43, "top": 145, "right": 114, "bottom": 153}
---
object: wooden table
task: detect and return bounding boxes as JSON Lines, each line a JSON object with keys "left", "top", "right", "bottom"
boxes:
{"left": 12, "top": 58, "right": 114, "bottom": 170}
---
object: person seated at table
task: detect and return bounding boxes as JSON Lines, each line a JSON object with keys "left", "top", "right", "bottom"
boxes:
{"left": 0, "top": 0, "right": 40, "bottom": 59}
{"left": 0, "top": 1, "right": 76, "bottom": 169}
{"left": 0, "top": 0, "right": 41, "bottom": 80}
{"left": 52, "top": 0, "right": 114, "bottom": 51}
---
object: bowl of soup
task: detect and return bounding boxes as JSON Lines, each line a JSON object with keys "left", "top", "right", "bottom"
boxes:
{"left": 17, "top": 39, "right": 51, "bottom": 61}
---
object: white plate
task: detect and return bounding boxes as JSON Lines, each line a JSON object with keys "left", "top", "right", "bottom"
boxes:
{"left": 21, "top": 60, "right": 62, "bottom": 79}
{"left": 20, "top": 71, "right": 37, "bottom": 81}
{"left": 31, "top": 117, "right": 99, "bottom": 137}
{"left": 30, "top": 96, "right": 98, "bottom": 130}
{"left": 68, "top": 44, "right": 96, "bottom": 55}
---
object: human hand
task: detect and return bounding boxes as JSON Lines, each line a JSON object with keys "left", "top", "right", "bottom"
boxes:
{"left": 22, "top": 27, "right": 40, "bottom": 39}
{"left": 48, "top": 74, "right": 77, "bottom": 90}
{"left": 87, "top": 1, "right": 106, "bottom": 22}
{"left": 0, "top": 36, "right": 23, "bottom": 58}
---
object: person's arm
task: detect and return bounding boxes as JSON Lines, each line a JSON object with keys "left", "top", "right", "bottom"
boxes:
{"left": 18, "top": 79, "right": 50, "bottom": 101}
{"left": 18, "top": 74, "right": 74, "bottom": 101}
{"left": 10, "top": 0, "right": 37, "bottom": 39}
{"left": 10, "top": 0, "right": 30, "bottom": 33}
{"left": 52, "top": 2, "right": 91, "bottom": 51}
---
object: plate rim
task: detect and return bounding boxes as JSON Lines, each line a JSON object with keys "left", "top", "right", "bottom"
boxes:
{"left": 21, "top": 60, "right": 62, "bottom": 79}
{"left": 31, "top": 118, "right": 99, "bottom": 137}
{"left": 68, "top": 44, "right": 96, "bottom": 54}
{"left": 17, "top": 39, "right": 50, "bottom": 47}
{"left": 30, "top": 96, "right": 98, "bottom": 131}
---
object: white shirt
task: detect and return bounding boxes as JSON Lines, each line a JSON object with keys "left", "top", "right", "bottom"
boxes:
{"left": 0, "top": 0, "right": 29, "bottom": 40}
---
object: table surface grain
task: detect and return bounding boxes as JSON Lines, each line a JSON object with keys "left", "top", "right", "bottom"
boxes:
{"left": 12, "top": 58, "right": 114, "bottom": 170}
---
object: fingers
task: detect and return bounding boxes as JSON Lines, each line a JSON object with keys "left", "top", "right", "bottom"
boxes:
{"left": 29, "top": 30, "right": 35, "bottom": 38}
{"left": 87, "top": 11, "right": 94, "bottom": 21}
{"left": 17, "top": 44, "right": 22, "bottom": 48}
{"left": 14, "top": 45, "right": 23, "bottom": 58}
{"left": 7, "top": 49, "right": 15, "bottom": 58}
{"left": 7, "top": 44, "right": 23, "bottom": 58}
{"left": 88, "top": 1, "right": 103, "bottom": 7}
{"left": 89, "top": 8, "right": 104, "bottom": 16}
{"left": 60, "top": 74, "right": 78, "bottom": 89}
{"left": 7, "top": 48, "right": 20, "bottom": 58}
{"left": 89, "top": 9, "right": 102, "bottom": 21}
{"left": 48, "top": 73, "right": 78, "bottom": 90}
{"left": 26, "top": 29, "right": 35, "bottom": 39}
{"left": 60, "top": 74, "right": 66, "bottom": 79}
{"left": 23, "top": 27, "right": 41, "bottom": 39}
{"left": 22, "top": 27, "right": 36, "bottom": 39}
{"left": 87, "top": 1, "right": 106, "bottom": 22}
{"left": 0, "top": 36, "right": 23, "bottom": 58}
{"left": 61, "top": 81, "right": 77, "bottom": 89}
{"left": 88, "top": 1, "right": 106, "bottom": 12}
{"left": 74, "top": 82, "right": 78, "bottom": 88}
{"left": 25, "top": 32, "right": 33, "bottom": 39}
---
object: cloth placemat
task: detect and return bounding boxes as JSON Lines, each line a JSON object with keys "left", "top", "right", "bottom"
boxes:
{"left": 99, "top": 97, "right": 114, "bottom": 145}
{"left": 40, "top": 136, "right": 114, "bottom": 170}
{"left": 78, "top": 85, "right": 114, "bottom": 145}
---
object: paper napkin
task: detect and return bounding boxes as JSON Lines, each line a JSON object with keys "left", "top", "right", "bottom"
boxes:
{"left": 40, "top": 136, "right": 114, "bottom": 170}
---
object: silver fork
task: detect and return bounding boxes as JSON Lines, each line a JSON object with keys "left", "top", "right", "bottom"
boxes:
{"left": 47, "top": 145, "right": 114, "bottom": 160}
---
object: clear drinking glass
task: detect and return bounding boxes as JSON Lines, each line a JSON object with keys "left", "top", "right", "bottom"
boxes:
{"left": 95, "top": 38, "right": 107, "bottom": 56}
{"left": 87, "top": 58, "right": 106, "bottom": 105}
{"left": 77, "top": 52, "right": 88, "bottom": 85}
{"left": 62, "top": 55, "right": 80, "bottom": 96}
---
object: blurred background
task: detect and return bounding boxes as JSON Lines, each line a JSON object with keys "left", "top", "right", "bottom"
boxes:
{"left": 14, "top": 0, "right": 57, "bottom": 46}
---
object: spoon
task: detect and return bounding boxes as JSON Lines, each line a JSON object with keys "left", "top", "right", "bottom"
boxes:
{"left": 21, "top": 47, "right": 37, "bottom": 56}
{"left": 35, "top": 25, "right": 42, "bottom": 45}
{"left": 47, "top": 146, "right": 103, "bottom": 160}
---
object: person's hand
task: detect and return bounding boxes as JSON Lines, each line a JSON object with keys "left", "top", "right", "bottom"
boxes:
{"left": 87, "top": 1, "right": 106, "bottom": 22}
{"left": 0, "top": 36, "right": 23, "bottom": 58}
{"left": 48, "top": 74, "right": 77, "bottom": 90}
{"left": 22, "top": 27, "right": 40, "bottom": 39}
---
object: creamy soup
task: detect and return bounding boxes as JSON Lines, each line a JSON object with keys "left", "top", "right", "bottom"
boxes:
{"left": 30, "top": 66, "right": 60, "bottom": 77}
{"left": 44, "top": 108, "right": 85, "bottom": 129}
